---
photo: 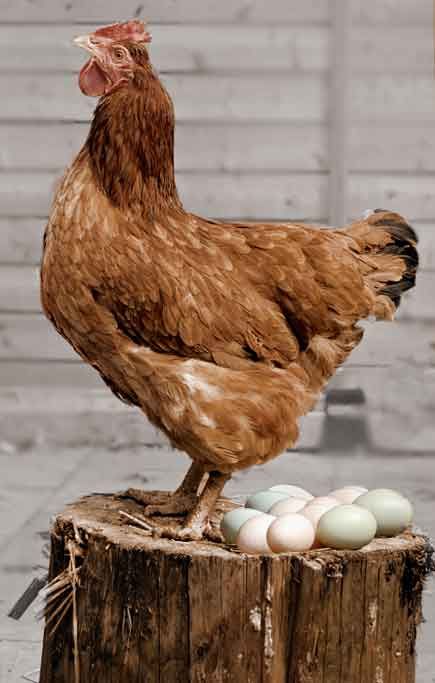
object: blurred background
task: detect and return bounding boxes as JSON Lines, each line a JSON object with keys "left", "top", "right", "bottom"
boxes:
{"left": 1, "top": 1, "right": 435, "bottom": 681}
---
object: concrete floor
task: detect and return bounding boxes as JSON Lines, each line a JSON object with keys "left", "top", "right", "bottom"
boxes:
{"left": 1, "top": 445, "right": 434, "bottom": 682}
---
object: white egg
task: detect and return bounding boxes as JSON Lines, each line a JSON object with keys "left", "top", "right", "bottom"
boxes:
{"left": 245, "top": 490, "right": 288, "bottom": 513}
{"left": 267, "top": 514, "right": 315, "bottom": 553}
{"left": 329, "top": 486, "right": 369, "bottom": 504}
{"left": 355, "top": 489, "right": 413, "bottom": 537}
{"left": 317, "top": 504, "right": 377, "bottom": 550}
{"left": 300, "top": 497, "right": 340, "bottom": 531}
{"left": 221, "top": 507, "right": 263, "bottom": 545}
{"left": 236, "top": 514, "right": 275, "bottom": 554}
{"left": 269, "top": 485, "right": 313, "bottom": 501}
{"left": 269, "top": 496, "right": 307, "bottom": 516}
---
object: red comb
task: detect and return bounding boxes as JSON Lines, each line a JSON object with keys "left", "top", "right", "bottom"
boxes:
{"left": 94, "top": 20, "right": 152, "bottom": 43}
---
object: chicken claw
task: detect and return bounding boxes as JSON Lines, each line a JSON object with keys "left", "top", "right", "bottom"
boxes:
{"left": 120, "top": 470, "right": 230, "bottom": 542}
{"left": 121, "top": 461, "right": 208, "bottom": 515}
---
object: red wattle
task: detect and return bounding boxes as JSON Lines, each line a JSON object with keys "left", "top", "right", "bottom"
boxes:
{"left": 79, "top": 58, "right": 110, "bottom": 97}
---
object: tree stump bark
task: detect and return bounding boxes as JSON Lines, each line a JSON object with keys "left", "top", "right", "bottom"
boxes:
{"left": 39, "top": 492, "right": 433, "bottom": 683}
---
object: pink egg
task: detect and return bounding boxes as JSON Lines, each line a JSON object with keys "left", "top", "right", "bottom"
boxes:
{"left": 236, "top": 514, "right": 275, "bottom": 554}
{"left": 329, "top": 486, "right": 368, "bottom": 504}
{"left": 268, "top": 496, "right": 307, "bottom": 516}
{"left": 301, "top": 497, "right": 340, "bottom": 530}
{"left": 307, "top": 496, "right": 340, "bottom": 507}
{"left": 267, "top": 514, "right": 315, "bottom": 553}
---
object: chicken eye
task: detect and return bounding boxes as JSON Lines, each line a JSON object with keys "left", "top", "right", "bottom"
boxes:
{"left": 113, "top": 46, "right": 126, "bottom": 61}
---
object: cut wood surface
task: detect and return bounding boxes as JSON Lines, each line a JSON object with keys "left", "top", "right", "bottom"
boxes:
{"left": 39, "top": 493, "right": 433, "bottom": 683}
{"left": 0, "top": 26, "right": 431, "bottom": 74}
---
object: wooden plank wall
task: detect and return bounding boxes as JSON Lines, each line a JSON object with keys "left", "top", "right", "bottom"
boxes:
{"left": 0, "top": 0, "right": 434, "bottom": 391}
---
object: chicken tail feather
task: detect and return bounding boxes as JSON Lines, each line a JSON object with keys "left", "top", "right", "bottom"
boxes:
{"left": 344, "top": 209, "right": 419, "bottom": 317}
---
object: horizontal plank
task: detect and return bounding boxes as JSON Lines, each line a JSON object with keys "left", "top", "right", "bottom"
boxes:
{"left": 5, "top": 123, "right": 435, "bottom": 175}
{"left": 396, "top": 271, "right": 435, "bottom": 322}
{"left": 0, "top": 25, "right": 329, "bottom": 73}
{"left": 351, "top": 0, "right": 432, "bottom": 26}
{"left": 0, "top": 171, "right": 328, "bottom": 220}
{"left": 4, "top": 171, "right": 435, "bottom": 222}
{"left": 0, "top": 123, "right": 328, "bottom": 172}
{"left": 0, "top": 265, "right": 433, "bottom": 321}
{"left": 347, "top": 174, "right": 435, "bottom": 222}
{"left": 0, "top": 218, "right": 45, "bottom": 264}
{"left": 1, "top": 314, "right": 434, "bottom": 367}
{"left": 0, "top": 386, "right": 322, "bottom": 449}
{"left": 3, "top": 219, "right": 434, "bottom": 271}
{"left": 0, "top": 0, "right": 430, "bottom": 25}
{"left": 0, "top": 266, "right": 40, "bottom": 311}
{"left": 0, "top": 360, "right": 102, "bottom": 388}
{"left": 348, "top": 125, "right": 435, "bottom": 173}
{"left": 0, "top": 73, "right": 326, "bottom": 122}
{"left": 415, "top": 223, "right": 435, "bottom": 271}
{"left": 0, "top": 26, "right": 430, "bottom": 74}
{"left": 0, "top": 1, "right": 330, "bottom": 24}
{"left": 2, "top": 74, "right": 434, "bottom": 123}
{"left": 348, "top": 76, "right": 435, "bottom": 123}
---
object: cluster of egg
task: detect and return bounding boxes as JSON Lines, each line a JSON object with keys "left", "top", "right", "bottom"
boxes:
{"left": 221, "top": 485, "right": 413, "bottom": 554}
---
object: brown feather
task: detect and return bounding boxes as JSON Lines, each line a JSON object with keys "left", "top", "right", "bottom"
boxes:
{"left": 41, "top": 41, "right": 419, "bottom": 474}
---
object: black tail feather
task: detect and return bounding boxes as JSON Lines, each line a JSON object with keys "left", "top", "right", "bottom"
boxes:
{"left": 371, "top": 211, "right": 419, "bottom": 308}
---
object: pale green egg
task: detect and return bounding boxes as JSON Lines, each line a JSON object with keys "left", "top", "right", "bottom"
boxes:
{"left": 221, "top": 508, "right": 263, "bottom": 545}
{"left": 245, "top": 490, "right": 289, "bottom": 513}
{"left": 317, "top": 504, "right": 377, "bottom": 550}
{"left": 355, "top": 490, "right": 413, "bottom": 537}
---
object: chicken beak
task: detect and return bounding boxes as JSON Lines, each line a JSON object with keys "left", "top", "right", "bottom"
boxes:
{"left": 73, "top": 35, "right": 92, "bottom": 51}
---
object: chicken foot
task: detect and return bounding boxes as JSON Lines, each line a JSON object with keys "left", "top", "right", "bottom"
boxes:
{"left": 124, "top": 471, "right": 231, "bottom": 542}
{"left": 122, "top": 461, "right": 208, "bottom": 516}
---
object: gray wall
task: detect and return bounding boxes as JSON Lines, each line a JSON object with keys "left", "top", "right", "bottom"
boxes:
{"left": 0, "top": 0, "right": 434, "bottom": 450}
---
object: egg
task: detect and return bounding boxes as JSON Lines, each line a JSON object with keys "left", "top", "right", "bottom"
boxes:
{"left": 269, "top": 485, "right": 313, "bottom": 501}
{"left": 236, "top": 514, "right": 275, "bottom": 554}
{"left": 221, "top": 507, "right": 263, "bottom": 545}
{"left": 267, "top": 514, "right": 315, "bottom": 553}
{"left": 308, "top": 496, "right": 340, "bottom": 507}
{"left": 269, "top": 496, "right": 307, "bottom": 516}
{"left": 354, "top": 489, "right": 413, "bottom": 537}
{"left": 245, "top": 490, "right": 289, "bottom": 513}
{"left": 317, "top": 504, "right": 377, "bottom": 550}
{"left": 329, "top": 486, "right": 368, "bottom": 504}
{"left": 300, "top": 497, "right": 340, "bottom": 531}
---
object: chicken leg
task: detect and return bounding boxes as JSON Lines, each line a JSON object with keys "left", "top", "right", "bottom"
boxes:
{"left": 123, "top": 461, "right": 208, "bottom": 516}
{"left": 123, "top": 470, "right": 231, "bottom": 541}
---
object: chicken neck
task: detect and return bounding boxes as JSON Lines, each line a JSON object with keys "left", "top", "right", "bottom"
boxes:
{"left": 86, "top": 67, "right": 182, "bottom": 215}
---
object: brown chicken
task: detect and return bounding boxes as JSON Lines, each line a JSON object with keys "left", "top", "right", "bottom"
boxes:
{"left": 40, "top": 21, "right": 418, "bottom": 540}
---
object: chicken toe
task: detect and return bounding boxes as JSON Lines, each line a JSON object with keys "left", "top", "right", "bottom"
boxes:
{"left": 145, "top": 493, "right": 198, "bottom": 517}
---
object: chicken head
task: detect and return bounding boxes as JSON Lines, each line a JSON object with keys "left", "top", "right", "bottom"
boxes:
{"left": 74, "top": 20, "right": 152, "bottom": 97}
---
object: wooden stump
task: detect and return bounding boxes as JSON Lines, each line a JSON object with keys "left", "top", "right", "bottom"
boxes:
{"left": 40, "top": 492, "right": 433, "bottom": 683}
